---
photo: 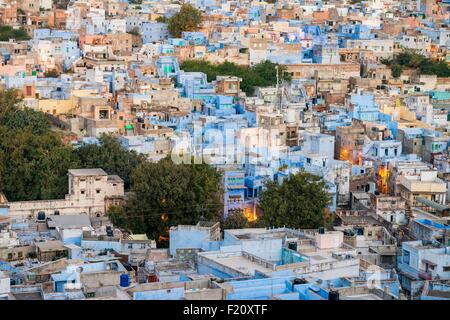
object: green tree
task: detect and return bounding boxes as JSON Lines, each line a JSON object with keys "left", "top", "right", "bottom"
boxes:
{"left": 74, "top": 134, "right": 146, "bottom": 190}
{"left": 117, "top": 157, "right": 223, "bottom": 243}
{"left": 44, "top": 69, "right": 60, "bottom": 78}
{"left": 258, "top": 171, "right": 330, "bottom": 229}
{"left": 107, "top": 205, "right": 131, "bottom": 232}
{"left": 156, "top": 16, "right": 168, "bottom": 23}
{"left": 181, "top": 60, "right": 290, "bottom": 95}
{"left": 222, "top": 210, "right": 248, "bottom": 229}
{"left": 0, "top": 126, "right": 79, "bottom": 201}
{"left": 0, "top": 25, "right": 30, "bottom": 41}
{"left": 167, "top": 4, "right": 202, "bottom": 38}
{"left": 391, "top": 64, "right": 403, "bottom": 78}
{"left": 3, "top": 106, "right": 51, "bottom": 134}
{"left": 128, "top": 27, "right": 141, "bottom": 36}
{"left": 221, "top": 209, "right": 263, "bottom": 230}
{"left": 0, "top": 89, "right": 81, "bottom": 201}
{"left": 0, "top": 89, "right": 22, "bottom": 122}
{"left": 381, "top": 49, "right": 450, "bottom": 78}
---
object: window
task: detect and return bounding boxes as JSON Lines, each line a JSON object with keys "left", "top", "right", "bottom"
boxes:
{"left": 443, "top": 266, "right": 450, "bottom": 272}
{"left": 81, "top": 190, "right": 85, "bottom": 195}
{"left": 128, "top": 243, "right": 133, "bottom": 249}
{"left": 96, "top": 189, "right": 101, "bottom": 194}
{"left": 18, "top": 252, "right": 23, "bottom": 259}
{"left": 7, "top": 253, "right": 12, "bottom": 260}
{"left": 99, "top": 109, "right": 109, "bottom": 119}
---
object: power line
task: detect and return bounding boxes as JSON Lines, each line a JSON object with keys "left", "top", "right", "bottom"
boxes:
{"left": 107, "top": 203, "right": 229, "bottom": 221}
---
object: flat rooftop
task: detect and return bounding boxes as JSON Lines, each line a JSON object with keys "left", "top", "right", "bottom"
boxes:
{"left": 107, "top": 175, "right": 124, "bottom": 183}
{"left": 47, "top": 214, "right": 91, "bottom": 229}
{"left": 11, "top": 292, "right": 43, "bottom": 300}
{"left": 226, "top": 228, "right": 310, "bottom": 241}
{"left": 35, "top": 240, "right": 66, "bottom": 252}
{"left": 341, "top": 294, "right": 383, "bottom": 300}
{"left": 68, "top": 168, "right": 107, "bottom": 176}
{"left": 211, "top": 255, "right": 273, "bottom": 276}
{"left": 201, "top": 252, "right": 273, "bottom": 276}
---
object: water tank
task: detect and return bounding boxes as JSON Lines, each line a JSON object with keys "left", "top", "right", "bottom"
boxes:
{"left": 37, "top": 212, "right": 46, "bottom": 221}
{"left": 328, "top": 290, "right": 339, "bottom": 301}
{"left": 120, "top": 274, "right": 130, "bottom": 287}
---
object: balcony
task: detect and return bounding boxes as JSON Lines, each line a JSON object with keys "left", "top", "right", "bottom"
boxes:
{"left": 397, "top": 259, "right": 420, "bottom": 279}
{"left": 419, "top": 269, "right": 432, "bottom": 280}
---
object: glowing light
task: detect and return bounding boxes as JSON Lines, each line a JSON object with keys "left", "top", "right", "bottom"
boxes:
{"left": 378, "top": 165, "right": 390, "bottom": 194}
{"left": 243, "top": 208, "right": 257, "bottom": 222}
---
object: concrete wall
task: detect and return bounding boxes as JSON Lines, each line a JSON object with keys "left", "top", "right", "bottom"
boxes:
{"left": 8, "top": 198, "right": 106, "bottom": 218}
{"left": 60, "top": 229, "right": 83, "bottom": 246}
{"left": 0, "top": 245, "right": 34, "bottom": 261}
{"left": 241, "top": 239, "right": 282, "bottom": 262}
{"left": 0, "top": 273, "right": 10, "bottom": 296}
{"left": 185, "top": 288, "right": 224, "bottom": 300}
{"left": 81, "top": 240, "right": 122, "bottom": 252}
{"left": 169, "top": 228, "right": 210, "bottom": 257}
{"left": 133, "top": 287, "right": 184, "bottom": 300}
{"left": 81, "top": 271, "right": 121, "bottom": 290}
{"left": 222, "top": 232, "right": 282, "bottom": 261}
{"left": 315, "top": 232, "right": 344, "bottom": 250}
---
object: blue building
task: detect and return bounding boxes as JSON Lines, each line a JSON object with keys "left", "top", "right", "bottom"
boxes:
{"left": 349, "top": 92, "right": 381, "bottom": 122}
{"left": 203, "top": 95, "right": 237, "bottom": 117}
{"left": 140, "top": 22, "right": 169, "bottom": 44}
{"left": 169, "top": 222, "right": 221, "bottom": 257}
{"left": 181, "top": 32, "right": 207, "bottom": 45}
{"left": 156, "top": 56, "right": 180, "bottom": 77}
{"left": 223, "top": 170, "right": 247, "bottom": 218}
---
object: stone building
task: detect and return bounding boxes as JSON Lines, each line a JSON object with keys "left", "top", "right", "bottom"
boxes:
{"left": 7, "top": 169, "right": 124, "bottom": 218}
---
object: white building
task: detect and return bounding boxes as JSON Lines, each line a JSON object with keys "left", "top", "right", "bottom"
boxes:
{"left": 7, "top": 169, "right": 124, "bottom": 218}
{"left": 0, "top": 271, "right": 10, "bottom": 300}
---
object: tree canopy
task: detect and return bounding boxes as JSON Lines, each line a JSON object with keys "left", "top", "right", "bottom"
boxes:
{"left": 258, "top": 171, "right": 330, "bottom": 229}
{"left": 74, "top": 135, "right": 146, "bottom": 190}
{"left": 0, "top": 90, "right": 227, "bottom": 243}
{"left": 167, "top": 4, "right": 202, "bottom": 38}
{"left": 0, "top": 89, "right": 79, "bottom": 201}
{"left": 181, "top": 60, "right": 291, "bottom": 95}
{"left": 0, "top": 25, "right": 30, "bottom": 41}
{"left": 381, "top": 49, "right": 450, "bottom": 78}
{"left": 222, "top": 209, "right": 262, "bottom": 230}
{"left": 108, "top": 157, "right": 223, "bottom": 244}
{"left": 0, "top": 90, "right": 146, "bottom": 201}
